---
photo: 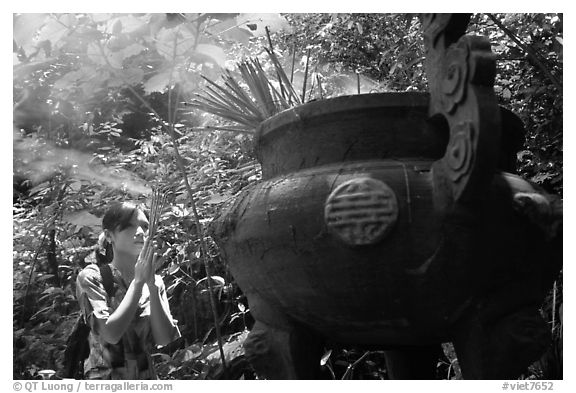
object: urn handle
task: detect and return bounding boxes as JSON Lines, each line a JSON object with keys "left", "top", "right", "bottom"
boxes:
{"left": 421, "top": 14, "right": 501, "bottom": 206}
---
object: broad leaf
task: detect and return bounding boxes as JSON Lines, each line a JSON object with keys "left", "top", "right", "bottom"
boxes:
{"left": 120, "top": 43, "right": 146, "bottom": 60}
{"left": 236, "top": 13, "right": 291, "bottom": 37}
{"left": 204, "top": 17, "right": 252, "bottom": 45}
{"left": 36, "top": 274, "right": 56, "bottom": 282}
{"left": 87, "top": 42, "right": 145, "bottom": 69}
{"left": 106, "top": 15, "right": 148, "bottom": 35}
{"left": 155, "top": 26, "right": 197, "bottom": 61}
{"left": 80, "top": 69, "right": 108, "bottom": 96}
{"left": 195, "top": 44, "right": 226, "bottom": 67}
{"left": 111, "top": 19, "right": 123, "bottom": 35}
{"left": 86, "top": 43, "right": 107, "bottom": 66}
{"left": 321, "top": 349, "right": 333, "bottom": 366}
{"left": 106, "top": 44, "right": 138, "bottom": 68}
{"left": 107, "top": 68, "right": 145, "bottom": 87}
{"left": 53, "top": 66, "right": 97, "bottom": 90}
{"left": 91, "top": 13, "right": 113, "bottom": 23}
{"left": 196, "top": 276, "right": 225, "bottom": 287}
{"left": 36, "top": 14, "right": 77, "bottom": 53}
{"left": 13, "top": 13, "right": 48, "bottom": 55}
{"left": 122, "top": 67, "right": 145, "bottom": 85}
{"left": 143, "top": 70, "right": 172, "bottom": 94}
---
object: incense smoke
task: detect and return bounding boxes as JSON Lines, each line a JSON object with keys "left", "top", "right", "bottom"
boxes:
{"left": 13, "top": 129, "right": 151, "bottom": 196}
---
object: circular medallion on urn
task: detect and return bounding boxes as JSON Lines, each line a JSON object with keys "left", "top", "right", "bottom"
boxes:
{"left": 324, "top": 177, "right": 399, "bottom": 246}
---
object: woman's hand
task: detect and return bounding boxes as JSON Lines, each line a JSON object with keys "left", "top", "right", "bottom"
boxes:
{"left": 134, "top": 238, "right": 155, "bottom": 286}
{"left": 135, "top": 238, "right": 168, "bottom": 287}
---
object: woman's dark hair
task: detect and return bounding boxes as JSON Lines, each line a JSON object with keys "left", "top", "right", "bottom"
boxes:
{"left": 96, "top": 202, "right": 141, "bottom": 264}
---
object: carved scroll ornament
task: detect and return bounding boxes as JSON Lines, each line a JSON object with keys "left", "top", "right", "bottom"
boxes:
{"left": 422, "top": 14, "right": 501, "bottom": 205}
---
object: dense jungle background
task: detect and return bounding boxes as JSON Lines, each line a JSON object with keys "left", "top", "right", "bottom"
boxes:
{"left": 13, "top": 13, "right": 562, "bottom": 379}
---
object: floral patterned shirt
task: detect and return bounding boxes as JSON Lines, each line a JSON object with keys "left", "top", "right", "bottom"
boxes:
{"left": 76, "top": 263, "right": 179, "bottom": 379}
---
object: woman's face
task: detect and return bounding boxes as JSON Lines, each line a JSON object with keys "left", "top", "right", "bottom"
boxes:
{"left": 110, "top": 209, "right": 149, "bottom": 257}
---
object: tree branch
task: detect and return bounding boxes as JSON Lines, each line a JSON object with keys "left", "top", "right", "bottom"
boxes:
{"left": 486, "top": 13, "right": 562, "bottom": 92}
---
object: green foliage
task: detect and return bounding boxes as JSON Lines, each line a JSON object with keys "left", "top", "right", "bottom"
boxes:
{"left": 277, "top": 14, "right": 427, "bottom": 93}
{"left": 470, "top": 13, "right": 563, "bottom": 195}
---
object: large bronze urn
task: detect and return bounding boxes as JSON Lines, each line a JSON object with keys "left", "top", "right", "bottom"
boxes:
{"left": 210, "top": 14, "right": 562, "bottom": 379}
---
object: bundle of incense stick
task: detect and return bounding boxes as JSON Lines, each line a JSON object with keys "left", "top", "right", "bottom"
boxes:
{"left": 148, "top": 188, "right": 167, "bottom": 241}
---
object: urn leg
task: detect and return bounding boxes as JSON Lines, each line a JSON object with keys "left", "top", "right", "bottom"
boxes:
{"left": 451, "top": 305, "right": 550, "bottom": 379}
{"left": 383, "top": 344, "right": 444, "bottom": 379}
{"left": 244, "top": 319, "right": 324, "bottom": 379}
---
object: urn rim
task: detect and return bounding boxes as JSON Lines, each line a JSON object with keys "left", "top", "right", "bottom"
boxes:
{"left": 256, "top": 91, "right": 430, "bottom": 141}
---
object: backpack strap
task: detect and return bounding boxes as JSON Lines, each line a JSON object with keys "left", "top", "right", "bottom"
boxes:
{"left": 96, "top": 263, "right": 126, "bottom": 367}
{"left": 97, "top": 263, "right": 116, "bottom": 299}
